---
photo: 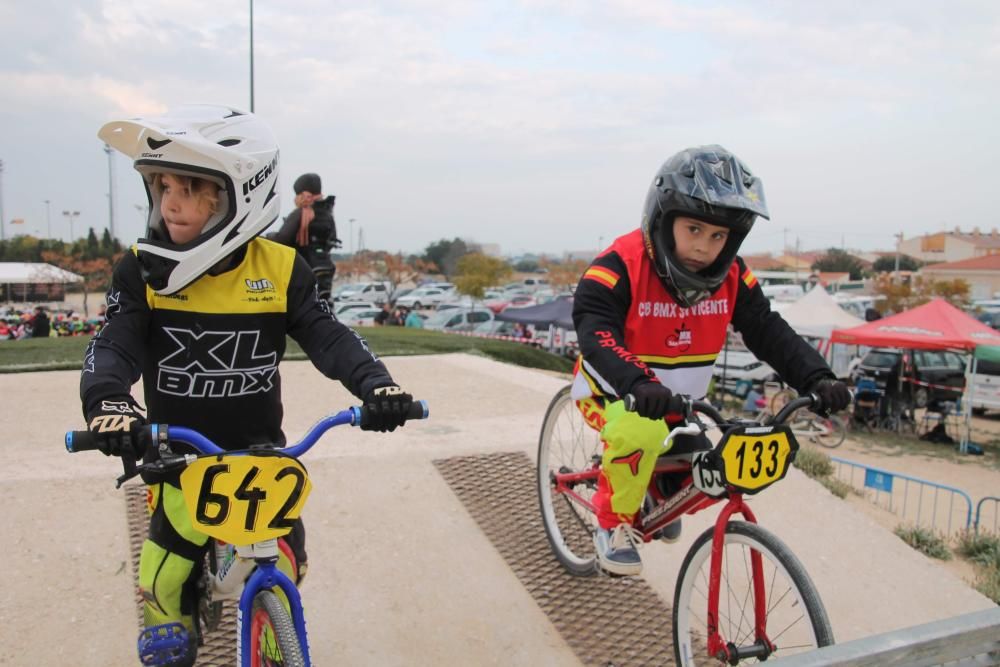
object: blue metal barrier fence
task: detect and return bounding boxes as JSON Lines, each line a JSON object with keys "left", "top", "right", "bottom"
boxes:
{"left": 975, "top": 496, "right": 1000, "bottom": 535}
{"left": 829, "top": 456, "right": 973, "bottom": 536}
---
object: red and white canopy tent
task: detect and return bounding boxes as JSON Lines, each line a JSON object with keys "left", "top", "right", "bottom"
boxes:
{"left": 831, "top": 298, "right": 1000, "bottom": 452}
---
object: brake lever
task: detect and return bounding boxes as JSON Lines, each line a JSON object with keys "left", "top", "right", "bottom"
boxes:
{"left": 115, "top": 455, "right": 140, "bottom": 489}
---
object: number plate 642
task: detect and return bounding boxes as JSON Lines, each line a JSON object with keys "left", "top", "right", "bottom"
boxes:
{"left": 180, "top": 454, "right": 312, "bottom": 546}
{"left": 717, "top": 425, "right": 799, "bottom": 494}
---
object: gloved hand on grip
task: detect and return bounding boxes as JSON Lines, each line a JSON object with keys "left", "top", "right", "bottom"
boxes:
{"left": 630, "top": 381, "right": 678, "bottom": 420}
{"left": 807, "top": 378, "right": 852, "bottom": 415}
{"left": 87, "top": 398, "right": 147, "bottom": 457}
{"left": 362, "top": 385, "right": 413, "bottom": 432}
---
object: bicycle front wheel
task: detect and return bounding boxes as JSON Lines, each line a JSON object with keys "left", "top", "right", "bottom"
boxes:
{"left": 537, "top": 385, "right": 602, "bottom": 576}
{"left": 673, "top": 521, "right": 833, "bottom": 666}
{"left": 249, "top": 590, "right": 306, "bottom": 667}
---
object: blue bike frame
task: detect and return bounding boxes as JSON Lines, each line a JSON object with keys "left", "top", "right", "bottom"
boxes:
{"left": 103, "top": 402, "right": 428, "bottom": 667}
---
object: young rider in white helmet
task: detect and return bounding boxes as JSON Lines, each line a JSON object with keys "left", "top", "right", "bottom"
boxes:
{"left": 81, "top": 104, "right": 415, "bottom": 664}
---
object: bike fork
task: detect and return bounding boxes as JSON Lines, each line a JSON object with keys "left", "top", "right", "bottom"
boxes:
{"left": 237, "top": 561, "right": 311, "bottom": 667}
{"left": 705, "top": 494, "right": 775, "bottom": 663}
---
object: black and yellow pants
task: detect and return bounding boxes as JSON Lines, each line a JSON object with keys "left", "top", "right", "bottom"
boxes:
{"left": 139, "top": 480, "right": 304, "bottom": 634}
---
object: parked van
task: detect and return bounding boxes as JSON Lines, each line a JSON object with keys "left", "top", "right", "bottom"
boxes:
{"left": 967, "top": 358, "right": 1000, "bottom": 414}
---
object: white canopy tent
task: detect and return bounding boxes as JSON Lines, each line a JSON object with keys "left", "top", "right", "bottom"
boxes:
{"left": 778, "top": 285, "right": 865, "bottom": 377}
{"left": 0, "top": 262, "right": 84, "bottom": 303}
{"left": 0, "top": 262, "right": 84, "bottom": 284}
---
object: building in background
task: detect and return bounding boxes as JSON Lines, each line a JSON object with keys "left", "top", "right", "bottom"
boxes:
{"left": 899, "top": 227, "right": 1000, "bottom": 264}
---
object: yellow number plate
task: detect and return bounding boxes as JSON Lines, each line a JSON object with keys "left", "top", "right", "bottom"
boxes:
{"left": 180, "top": 454, "right": 312, "bottom": 546}
{"left": 717, "top": 425, "right": 798, "bottom": 494}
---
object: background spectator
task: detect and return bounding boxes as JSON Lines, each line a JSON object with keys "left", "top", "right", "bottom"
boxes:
{"left": 31, "top": 306, "right": 50, "bottom": 338}
{"left": 268, "top": 172, "right": 341, "bottom": 300}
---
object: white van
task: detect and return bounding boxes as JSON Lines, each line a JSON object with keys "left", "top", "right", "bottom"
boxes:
{"left": 966, "top": 358, "right": 1000, "bottom": 414}
{"left": 335, "top": 282, "right": 390, "bottom": 304}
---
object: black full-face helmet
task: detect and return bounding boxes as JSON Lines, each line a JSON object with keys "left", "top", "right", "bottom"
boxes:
{"left": 641, "top": 145, "right": 769, "bottom": 307}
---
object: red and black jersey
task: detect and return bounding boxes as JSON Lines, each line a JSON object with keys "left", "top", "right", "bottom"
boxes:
{"left": 572, "top": 229, "right": 833, "bottom": 401}
{"left": 80, "top": 238, "right": 394, "bottom": 451}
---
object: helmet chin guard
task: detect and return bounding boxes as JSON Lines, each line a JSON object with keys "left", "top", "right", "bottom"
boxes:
{"left": 640, "top": 145, "right": 769, "bottom": 308}
{"left": 99, "top": 105, "right": 280, "bottom": 294}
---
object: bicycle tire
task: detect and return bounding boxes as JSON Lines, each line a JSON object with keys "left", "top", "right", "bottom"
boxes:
{"left": 812, "top": 414, "right": 846, "bottom": 449}
{"left": 249, "top": 590, "right": 306, "bottom": 667}
{"left": 537, "top": 385, "right": 601, "bottom": 576}
{"left": 768, "top": 388, "right": 796, "bottom": 416}
{"left": 673, "top": 521, "right": 834, "bottom": 666}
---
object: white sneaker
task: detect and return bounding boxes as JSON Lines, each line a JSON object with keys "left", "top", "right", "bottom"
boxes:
{"left": 593, "top": 524, "right": 643, "bottom": 576}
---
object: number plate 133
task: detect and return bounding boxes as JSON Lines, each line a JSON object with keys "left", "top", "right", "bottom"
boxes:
{"left": 717, "top": 425, "right": 799, "bottom": 494}
{"left": 180, "top": 455, "right": 312, "bottom": 546}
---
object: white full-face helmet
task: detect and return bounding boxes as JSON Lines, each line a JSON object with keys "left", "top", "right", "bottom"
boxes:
{"left": 99, "top": 104, "right": 280, "bottom": 294}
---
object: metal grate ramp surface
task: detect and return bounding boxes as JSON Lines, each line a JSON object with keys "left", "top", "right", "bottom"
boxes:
{"left": 434, "top": 451, "right": 678, "bottom": 667}
{"left": 125, "top": 483, "right": 237, "bottom": 666}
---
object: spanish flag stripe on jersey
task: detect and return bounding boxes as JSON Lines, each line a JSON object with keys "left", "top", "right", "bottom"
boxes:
{"left": 583, "top": 267, "right": 619, "bottom": 289}
{"left": 742, "top": 267, "right": 758, "bottom": 289}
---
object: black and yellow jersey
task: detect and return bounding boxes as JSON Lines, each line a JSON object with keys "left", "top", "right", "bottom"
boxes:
{"left": 81, "top": 238, "right": 393, "bottom": 450}
{"left": 572, "top": 229, "right": 833, "bottom": 402}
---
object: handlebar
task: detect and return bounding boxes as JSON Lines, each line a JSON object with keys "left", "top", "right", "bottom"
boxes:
{"left": 622, "top": 392, "right": 818, "bottom": 427}
{"left": 65, "top": 399, "right": 430, "bottom": 457}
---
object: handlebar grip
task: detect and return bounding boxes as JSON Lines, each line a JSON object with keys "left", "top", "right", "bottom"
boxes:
{"left": 621, "top": 393, "right": 688, "bottom": 417}
{"left": 65, "top": 430, "right": 100, "bottom": 453}
{"left": 357, "top": 399, "right": 429, "bottom": 428}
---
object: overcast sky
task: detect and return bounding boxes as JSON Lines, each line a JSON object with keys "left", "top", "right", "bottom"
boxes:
{"left": 2, "top": 1, "right": 999, "bottom": 258}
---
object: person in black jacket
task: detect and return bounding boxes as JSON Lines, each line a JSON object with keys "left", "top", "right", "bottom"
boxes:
{"left": 82, "top": 106, "right": 413, "bottom": 666}
{"left": 268, "top": 172, "right": 341, "bottom": 300}
{"left": 571, "top": 145, "right": 851, "bottom": 576}
{"left": 30, "top": 305, "right": 50, "bottom": 338}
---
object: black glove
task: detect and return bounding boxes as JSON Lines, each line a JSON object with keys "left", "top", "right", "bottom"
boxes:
{"left": 808, "top": 379, "right": 852, "bottom": 415}
{"left": 332, "top": 238, "right": 343, "bottom": 249}
{"left": 87, "top": 397, "right": 147, "bottom": 457}
{"left": 362, "top": 385, "right": 413, "bottom": 432}
{"left": 630, "top": 381, "right": 677, "bottom": 420}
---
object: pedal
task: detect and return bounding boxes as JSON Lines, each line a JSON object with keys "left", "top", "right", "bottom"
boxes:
{"left": 137, "top": 622, "right": 192, "bottom": 665}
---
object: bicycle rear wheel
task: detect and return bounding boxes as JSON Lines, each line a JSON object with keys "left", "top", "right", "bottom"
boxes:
{"left": 537, "top": 385, "right": 602, "bottom": 576}
{"left": 810, "top": 414, "right": 846, "bottom": 448}
{"left": 673, "top": 521, "right": 833, "bottom": 666}
{"left": 249, "top": 590, "right": 306, "bottom": 667}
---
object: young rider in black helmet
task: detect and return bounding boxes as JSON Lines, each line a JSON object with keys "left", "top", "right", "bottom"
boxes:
{"left": 80, "top": 104, "right": 414, "bottom": 664}
{"left": 571, "top": 145, "right": 850, "bottom": 576}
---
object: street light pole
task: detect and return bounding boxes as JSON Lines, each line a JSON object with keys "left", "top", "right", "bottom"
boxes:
{"left": 249, "top": 0, "right": 255, "bottom": 112}
{"left": 62, "top": 210, "right": 80, "bottom": 243}
{"left": 43, "top": 199, "right": 51, "bottom": 238}
{"left": 104, "top": 143, "right": 116, "bottom": 242}
{"left": 0, "top": 159, "right": 6, "bottom": 242}
{"left": 349, "top": 218, "right": 355, "bottom": 256}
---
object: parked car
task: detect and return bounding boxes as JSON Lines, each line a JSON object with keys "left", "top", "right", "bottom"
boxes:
{"left": 472, "top": 320, "right": 521, "bottom": 337}
{"left": 335, "top": 281, "right": 390, "bottom": 304}
{"left": 390, "top": 287, "right": 415, "bottom": 305}
{"left": 395, "top": 286, "right": 452, "bottom": 309}
{"left": 502, "top": 277, "right": 550, "bottom": 292}
{"left": 334, "top": 301, "right": 378, "bottom": 318}
{"left": 967, "top": 357, "right": 1000, "bottom": 414}
{"left": 423, "top": 308, "right": 494, "bottom": 332}
{"left": 339, "top": 307, "right": 382, "bottom": 327}
{"left": 854, "top": 347, "right": 966, "bottom": 409}
{"left": 713, "top": 348, "right": 779, "bottom": 393}
{"left": 422, "top": 281, "right": 456, "bottom": 292}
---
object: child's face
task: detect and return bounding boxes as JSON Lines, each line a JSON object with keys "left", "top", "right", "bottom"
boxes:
{"left": 160, "top": 173, "right": 216, "bottom": 245}
{"left": 671, "top": 216, "right": 730, "bottom": 272}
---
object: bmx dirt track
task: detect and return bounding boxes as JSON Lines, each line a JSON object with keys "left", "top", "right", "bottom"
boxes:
{"left": 0, "top": 353, "right": 994, "bottom": 665}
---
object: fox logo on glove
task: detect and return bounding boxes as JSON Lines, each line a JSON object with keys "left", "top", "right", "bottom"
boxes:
{"left": 90, "top": 414, "right": 140, "bottom": 432}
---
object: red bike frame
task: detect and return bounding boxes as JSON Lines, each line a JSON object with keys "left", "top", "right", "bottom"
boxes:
{"left": 551, "top": 462, "right": 772, "bottom": 664}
